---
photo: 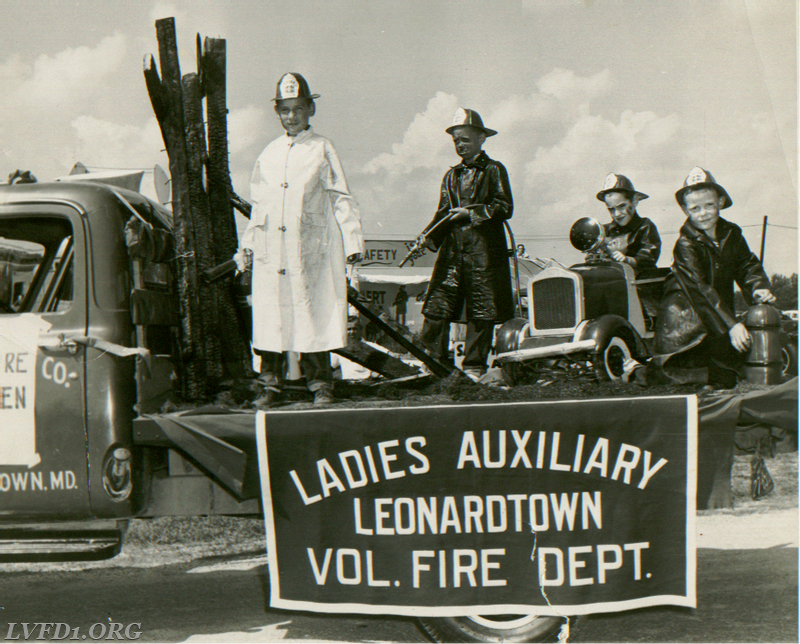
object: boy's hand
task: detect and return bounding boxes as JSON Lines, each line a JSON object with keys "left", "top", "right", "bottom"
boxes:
{"left": 346, "top": 253, "right": 362, "bottom": 264}
{"left": 609, "top": 250, "right": 627, "bottom": 263}
{"left": 233, "top": 249, "right": 253, "bottom": 272}
{"left": 753, "top": 289, "right": 776, "bottom": 304}
{"left": 729, "top": 322, "right": 751, "bottom": 353}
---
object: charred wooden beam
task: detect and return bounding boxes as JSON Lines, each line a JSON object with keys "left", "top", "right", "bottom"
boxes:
{"left": 145, "top": 17, "right": 204, "bottom": 399}
{"left": 182, "top": 71, "right": 222, "bottom": 383}
{"left": 145, "top": 19, "right": 256, "bottom": 398}
{"left": 333, "top": 340, "right": 420, "bottom": 380}
{"left": 346, "top": 286, "right": 454, "bottom": 378}
{"left": 200, "top": 35, "right": 250, "bottom": 379}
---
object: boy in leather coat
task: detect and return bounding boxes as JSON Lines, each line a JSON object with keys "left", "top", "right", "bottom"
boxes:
{"left": 593, "top": 173, "right": 661, "bottom": 275}
{"left": 653, "top": 167, "right": 775, "bottom": 387}
{"left": 417, "top": 108, "right": 514, "bottom": 377}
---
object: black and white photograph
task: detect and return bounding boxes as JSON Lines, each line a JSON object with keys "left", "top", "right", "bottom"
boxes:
{"left": 0, "top": 1, "right": 797, "bottom": 642}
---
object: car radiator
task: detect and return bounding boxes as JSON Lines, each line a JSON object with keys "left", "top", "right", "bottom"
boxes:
{"left": 531, "top": 277, "right": 577, "bottom": 330}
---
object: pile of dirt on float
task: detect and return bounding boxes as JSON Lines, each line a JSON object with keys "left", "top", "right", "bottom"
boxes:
{"left": 331, "top": 370, "right": 708, "bottom": 408}
{"left": 161, "top": 370, "right": 709, "bottom": 412}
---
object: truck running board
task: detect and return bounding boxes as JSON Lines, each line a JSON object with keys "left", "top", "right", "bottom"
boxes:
{"left": 0, "top": 521, "right": 123, "bottom": 563}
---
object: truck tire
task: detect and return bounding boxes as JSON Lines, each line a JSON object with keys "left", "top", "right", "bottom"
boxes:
{"left": 781, "top": 339, "right": 797, "bottom": 379}
{"left": 594, "top": 333, "right": 633, "bottom": 381}
{"left": 502, "top": 362, "right": 523, "bottom": 386}
{"left": 418, "top": 614, "right": 566, "bottom": 643}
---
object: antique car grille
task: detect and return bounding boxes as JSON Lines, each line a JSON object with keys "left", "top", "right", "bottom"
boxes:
{"left": 531, "top": 277, "right": 577, "bottom": 329}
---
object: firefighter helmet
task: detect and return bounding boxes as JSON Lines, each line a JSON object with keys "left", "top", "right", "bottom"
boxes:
{"left": 596, "top": 173, "right": 649, "bottom": 202}
{"left": 445, "top": 108, "right": 497, "bottom": 137}
{"left": 675, "top": 167, "right": 732, "bottom": 209}
{"left": 273, "top": 73, "right": 319, "bottom": 102}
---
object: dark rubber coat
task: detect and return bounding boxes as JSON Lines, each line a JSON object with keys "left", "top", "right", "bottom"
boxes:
{"left": 656, "top": 217, "right": 770, "bottom": 354}
{"left": 422, "top": 152, "right": 513, "bottom": 322}
{"left": 602, "top": 213, "right": 661, "bottom": 274}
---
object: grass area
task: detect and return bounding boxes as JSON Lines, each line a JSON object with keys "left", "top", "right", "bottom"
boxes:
{"left": 125, "top": 516, "right": 266, "bottom": 548}
{"left": 113, "top": 516, "right": 267, "bottom": 563}
{"left": 728, "top": 451, "right": 798, "bottom": 514}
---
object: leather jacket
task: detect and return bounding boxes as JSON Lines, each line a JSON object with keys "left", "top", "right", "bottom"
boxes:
{"left": 601, "top": 213, "right": 661, "bottom": 274}
{"left": 422, "top": 152, "right": 514, "bottom": 322}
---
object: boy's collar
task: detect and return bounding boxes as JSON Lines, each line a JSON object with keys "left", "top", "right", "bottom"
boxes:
{"left": 456, "top": 151, "right": 488, "bottom": 169}
{"left": 286, "top": 126, "right": 314, "bottom": 141}
{"left": 608, "top": 212, "right": 642, "bottom": 231}
{"left": 681, "top": 216, "right": 732, "bottom": 242}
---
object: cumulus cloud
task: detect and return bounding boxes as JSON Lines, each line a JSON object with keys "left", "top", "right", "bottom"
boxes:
{"left": 13, "top": 33, "right": 127, "bottom": 107}
{"left": 354, "top": 68, "right": 684, "bottom": 248}
{"left": 362, "top": 92, "right": 460, "bottom": 174}
{"left": 360, "top": 69, "right": 614, "bottom": 181}
{"left": 536, "top": 68, "right": 613, "bottom": 103}
{"left": 528, "top": 110, "right": 679, "bottom": 177}
{"left": 0, "top": 33, "right": 143, "bottom": 181}
{"left": 70, "top": 115, "right": 165, "bottom": 169}
{"left": 524, "top": 109, "right": 681, "bottom": 221}
{"left": 484, "top": 93, "right": 559, "bottom": 134}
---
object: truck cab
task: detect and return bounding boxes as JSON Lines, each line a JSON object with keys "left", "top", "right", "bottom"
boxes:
{"left": 0, "top": 180, "right": 174, "bottom": 560}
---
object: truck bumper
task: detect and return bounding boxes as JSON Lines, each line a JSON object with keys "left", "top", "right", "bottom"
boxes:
{"left": 494, "top": 338, "right": 597, "bottom": 363}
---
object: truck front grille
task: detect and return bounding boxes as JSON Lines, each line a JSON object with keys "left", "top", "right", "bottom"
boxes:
{"left": 532, "top": 278, "right": 577, "bottom": 329}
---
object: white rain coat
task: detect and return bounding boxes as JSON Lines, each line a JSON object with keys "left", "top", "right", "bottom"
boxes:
{"left": 241, "top": 128, "right": 364, "bottom": 353}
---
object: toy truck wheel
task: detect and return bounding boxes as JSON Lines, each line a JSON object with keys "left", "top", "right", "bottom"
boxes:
{"left": 502, "top": 362, "right": 523, "bottom": 386}
{"left": 594, "top": 333, "right": 633, "bottom": 381}
{"left": 418, "top": 614, "right": 566, "bottom": 643}
{"left": 781, "top": 339, "right": 797, "bottom": 379}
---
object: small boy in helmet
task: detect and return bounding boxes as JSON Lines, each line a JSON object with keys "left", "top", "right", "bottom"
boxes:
{"left": 234, "top": 73, "right": 364, "bottom": 407}
{"left": 417, "top": 108, "right": 514, "bottom": 377}
{"left": 652, "top": 167, "right": 775, "bottom": 387}
{"left": 592, "top": 173, "right": 661, "bottom": 275}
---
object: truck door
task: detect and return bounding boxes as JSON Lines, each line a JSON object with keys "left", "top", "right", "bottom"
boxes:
{"left": 0, "top": 207, "right": 91, "bottom": 520}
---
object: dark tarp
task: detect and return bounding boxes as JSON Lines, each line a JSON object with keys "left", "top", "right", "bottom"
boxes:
{"left": 139, "top": 379, "right": 797, "bottom": 507}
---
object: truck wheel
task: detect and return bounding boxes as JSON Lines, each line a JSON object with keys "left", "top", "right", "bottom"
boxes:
{"left": 594, "top": 334, "right": 633, "bottom": 381}
{"left": 502, "top": 362, "right": 523, "bottom": 386}
{"left": 781, "top": 340, "right": 797, "bottom": 379}
{"left": 418, "top": 614, "right": 566, "bottom": 643}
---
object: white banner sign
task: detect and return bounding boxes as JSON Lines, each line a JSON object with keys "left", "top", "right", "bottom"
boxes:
{"left": 0, "top": 314, "right": 50, "bottom": 467}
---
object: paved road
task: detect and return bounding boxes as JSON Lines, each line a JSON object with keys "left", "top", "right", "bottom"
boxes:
{"left": 0, "top": 545, "right": 796, "bottom": 643}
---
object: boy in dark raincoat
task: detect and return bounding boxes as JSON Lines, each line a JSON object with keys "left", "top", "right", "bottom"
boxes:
{"left": 653, "top": 167, "right": 775, "bottom": 387}
{"left": 593, "top": 173, "right": 661, "bottom": 275}
{"left": 417, "top": 108, "right": 514, "bottom": 376}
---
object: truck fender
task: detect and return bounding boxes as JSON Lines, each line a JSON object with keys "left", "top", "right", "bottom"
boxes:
{"left": 493, "top": 317, "right": 528, "bottom": 355}
{"left": 576, "top": 315, "right": 648, "bottom": 359}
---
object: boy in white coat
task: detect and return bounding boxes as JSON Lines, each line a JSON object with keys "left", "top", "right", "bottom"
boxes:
{"left": 235, "top": 73, "right": 363, "bottom": 407}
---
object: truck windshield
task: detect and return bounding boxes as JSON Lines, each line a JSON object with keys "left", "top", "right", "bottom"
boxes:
{"left": 0, "top": 217, "right": 73, "bottom": 314}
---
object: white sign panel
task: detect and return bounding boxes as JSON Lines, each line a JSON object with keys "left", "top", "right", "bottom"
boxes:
{"left": 0, "top": 314, "right": 50, "bottom": 467}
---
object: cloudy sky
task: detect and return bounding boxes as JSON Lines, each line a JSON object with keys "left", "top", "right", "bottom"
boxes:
{"left": 1, "top": 0, "right": 796, "bottom": 275}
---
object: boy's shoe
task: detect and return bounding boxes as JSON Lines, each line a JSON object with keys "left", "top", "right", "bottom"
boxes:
{"left": 252, "top": 386, "right": 281, "bottom": 410}
{"left": 313, "top": 387, "right": 335, "bottom": 406}
{"left": 462, "top": 367, "right": 486, "bottom": 382}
